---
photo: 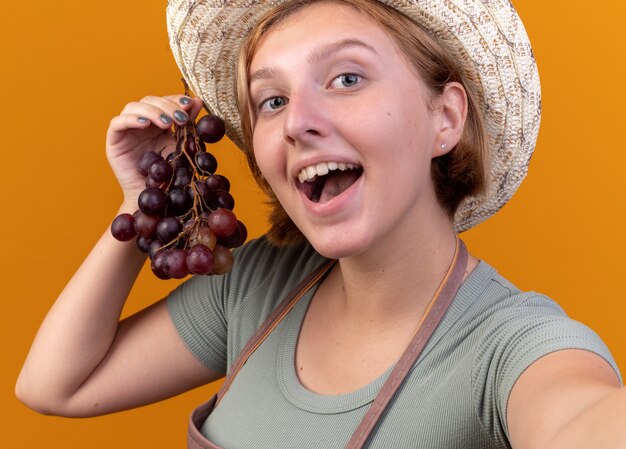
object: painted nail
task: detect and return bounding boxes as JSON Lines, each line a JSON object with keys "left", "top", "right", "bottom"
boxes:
{"left": 174, "top": 110, "right": 188, "bottom": 123}
{"left": 179, "top": 96, "right": 191, "bottom": 105}
{"left": 160, "top": 113, "right": 173, "bottom": 124}
{"left": 137, "top": 116, "right": 149, "bottom": 123}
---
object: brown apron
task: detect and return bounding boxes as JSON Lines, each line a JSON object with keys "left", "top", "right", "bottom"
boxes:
{"left": 187, "top": 239, "right": 468, "bottom": 449}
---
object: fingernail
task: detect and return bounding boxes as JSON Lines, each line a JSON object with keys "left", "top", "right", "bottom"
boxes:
{"left": 179, "top": 96, "right": 191, "bottom": 105}
{"left": 137, "top": 116, "right": 149, "bottom": 123}
{"left": 174, "top": 110, "right": 188, "bottom": 123}
{"left": 160, "top": 114, "right": 173, "bottom": 124}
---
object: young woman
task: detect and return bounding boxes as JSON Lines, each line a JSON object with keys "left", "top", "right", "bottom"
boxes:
{"left": 17, "top": 0, "right": 625, "bottom": 448}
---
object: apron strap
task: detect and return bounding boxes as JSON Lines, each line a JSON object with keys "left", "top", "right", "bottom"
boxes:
{"left": 215, "top": 258, "right": 337, "bottom": 406}
{"left": 345, "top": 239, "right": 468, "bottom": 449}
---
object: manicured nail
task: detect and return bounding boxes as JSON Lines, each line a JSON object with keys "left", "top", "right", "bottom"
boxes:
{"left": 179, "top": 96, "right": 191, "bottom": 105}
{"left": 160, "top": 113, "right": 173, "bottom": 124}
{"left": 174, "top": 110, "right": 188, "bottom": 122}
{"left": 137, "top": 116, "right": 149, "bottom": 123}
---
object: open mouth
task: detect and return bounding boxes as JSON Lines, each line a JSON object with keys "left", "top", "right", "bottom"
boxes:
{"left": 297, "top": 161, "right": 363, "bottom": 203}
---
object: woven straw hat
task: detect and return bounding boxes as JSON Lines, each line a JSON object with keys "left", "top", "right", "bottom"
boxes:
{"left": 166, "top": 0, "right": 541, "bottom": 232}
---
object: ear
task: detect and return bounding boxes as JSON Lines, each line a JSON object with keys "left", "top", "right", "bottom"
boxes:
{"left": 432, "top": 82, "right": 467, "bottom": 158}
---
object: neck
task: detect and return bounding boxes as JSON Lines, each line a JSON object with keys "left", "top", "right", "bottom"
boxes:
{"left": 328, "top": 215, "right": 465, "bottom": 330}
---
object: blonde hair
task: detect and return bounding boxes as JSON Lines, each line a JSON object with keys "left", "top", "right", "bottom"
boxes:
{"left": 236, "top": 0, "right": 488, "bottom": 245}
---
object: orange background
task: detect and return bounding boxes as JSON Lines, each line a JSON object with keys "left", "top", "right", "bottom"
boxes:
{"left": 1, "top": 0, "right": 625, "bottom": 447}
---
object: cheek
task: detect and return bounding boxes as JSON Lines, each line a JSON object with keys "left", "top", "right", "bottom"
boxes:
{"left": 354, "top": 86, "right": 426, "bottom": 146}
{"left": 356, "top": 108, "right": 423, "bottom": 159}
{"left": 252, "top": 125, "right": 285, "bottom": 184}
{"left": 387, "top": 101, "right": 436, "bottom": 158}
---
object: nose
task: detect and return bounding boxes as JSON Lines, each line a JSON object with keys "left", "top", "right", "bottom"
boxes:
{"left": 283, "top": 90, "right": 329, "bottom": 147}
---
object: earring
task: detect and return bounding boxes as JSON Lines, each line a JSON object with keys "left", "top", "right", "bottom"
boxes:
{"left": 440, "top": 143, "right": 448, "bottom": 149}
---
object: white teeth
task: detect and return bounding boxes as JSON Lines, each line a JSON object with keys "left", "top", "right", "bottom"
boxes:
{"left": 297, "top": 161, "right": 360, "bottom": 183}
{"left": 316, "top": 162, "right": 329, "bottom": 176}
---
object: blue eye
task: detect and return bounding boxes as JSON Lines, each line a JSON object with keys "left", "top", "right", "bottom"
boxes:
{"left": 260, "top": 96, "right": 288, "bottom": 112}
{"left": 331, "top": 73, "right": 362, "bottom": 88}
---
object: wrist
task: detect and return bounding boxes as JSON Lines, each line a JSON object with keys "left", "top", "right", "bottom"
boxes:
{"left": 117, "top": 200, "right": 138, "bottom": 215}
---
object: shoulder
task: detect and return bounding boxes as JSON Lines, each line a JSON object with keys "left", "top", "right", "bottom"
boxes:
{"left": 229, "top": 235, "right": 328, "bottom": 286}
{"left": 224, "top": 236, "right": 329, "bottom": 308}
{"left": 466, "top": 261, "right": 618, "bottom": 376}
{"left": 447, "top": 261, "right": 567, "bottom": 336}
{"left": 464, "top": 261, "right": 621, "bottom": 445}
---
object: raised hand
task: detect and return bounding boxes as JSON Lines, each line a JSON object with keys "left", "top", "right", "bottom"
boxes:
{"left": 106, "top": 95, "right": 204, "bottom": 208}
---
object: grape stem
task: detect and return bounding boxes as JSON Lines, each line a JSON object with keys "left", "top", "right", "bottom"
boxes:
{"left": 159, "top": 122, "right": 218, "bottom": 252}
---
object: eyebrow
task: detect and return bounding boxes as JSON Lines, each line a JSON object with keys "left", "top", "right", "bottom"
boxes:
{"left": 249, "top": 66, "right": 282, "bottom": 84}
{"left": 307, "top": 38, "right": 378, "bottom": 65}
{"left": 249, "top": 38, "right": 378, "bottom": 84}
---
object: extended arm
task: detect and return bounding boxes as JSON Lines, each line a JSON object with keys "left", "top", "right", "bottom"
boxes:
{"left": 508, "top": 349, "right": 625, "bottom": 449}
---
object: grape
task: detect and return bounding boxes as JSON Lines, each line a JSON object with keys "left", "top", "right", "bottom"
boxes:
{"left": 214, "top": 190, "right": 235, "bottom": 210}
{"left": 138, "top": 188, "right": 167, "bottom": 216}
{"left": 163, "top": 249, "right": 189, "bottom": 279}
{"left": 205, "top": 174, "right": 219, "bottom": 190}
{"left": 206, "top": 174, "right": 230, "bottom": 192}
{"left": 190, "top": 137, "right": 206, "bottom": 153}
{"left": 233, "top": 220, "right": 248, "bottom": 247}
{"left": 167, "top": 151, "right": 190, "bottom": 170}
{"left": 145, "top": 176, "right": 163, "bottom": 188}
{"left": 111, "top": 213, "right": 136, "bottom": 241}
{"left": 218, "top": 220, "right": 247, "bottom": 249}
{"left": 207, "top": 208, "right": 238, "bottom": 237}
{"left": 190, "top": 226, "right": 217, "bottom": 250}
{"left": 195, "top": 152, "right": 218, "bottom": 174}
{"left": 212, "top": 245, "right": 234, "bottom": 275}
{"left": 110, "top": 105, "right": 246, "bottom": 279}
{"left": 167, "top": 188, "right": 193, "bottom": 215}
{"left": 136, "top": 235, "right": 153, "bottom": 253}
{"left": 148, "top": 240, "right": 163, "bottom": 259}
{"left": 151, "top": 251, "right": 170, "bottom": 279}
{"left": 156, "top": 216, "right": 182, "bottom": 243}
{"left": 216, "top": 175, "right": 230, "bottom": 192}
{"left": 133, "top": 211, "right": 160, "bottom": 238}
{"left": 173, "top": 167, "right": 193, "bottom": 189}
{"left": 183, "top": 137, "right": 204, "bottom": 159}
{"left": 183, "top": 219, "right": 196, "bottom": 232}
{"left": 137, "top": 151, "right": 162, "bottom": 177}
{"left": 191, "top": 180, "right": 211, "bottom": 205}
{"left": 196, "top": 115, "right": 226, "bottom": 143}
{"left": 187, "top": 245, "right": 214, "bottom": 275}
{"left": 149, "top": 159, "right": 173, "bottom": 183}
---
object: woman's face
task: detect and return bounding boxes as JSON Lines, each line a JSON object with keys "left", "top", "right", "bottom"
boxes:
{"left": 249, "top": 2, "right": 450, "bottom": 259}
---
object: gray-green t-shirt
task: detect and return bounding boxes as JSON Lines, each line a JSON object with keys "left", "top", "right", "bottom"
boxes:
{"left": 167, "top": 236, "right": 621, "bottom": 449}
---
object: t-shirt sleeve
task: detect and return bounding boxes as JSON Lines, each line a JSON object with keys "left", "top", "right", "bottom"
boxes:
{"left": 166, "top": 261, "right": 230, "bottom": 374}
{"left": 471, "top": 292, "right": 622, "bottom": 447}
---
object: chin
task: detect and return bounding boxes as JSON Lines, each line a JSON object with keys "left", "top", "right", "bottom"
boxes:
{"left": 302, "top": 228, "right": 373, "bottom": 260}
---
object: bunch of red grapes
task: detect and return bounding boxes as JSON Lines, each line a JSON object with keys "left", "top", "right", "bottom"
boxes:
{"left": 110, "top": 114, "right": 247, "bottom": 280}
